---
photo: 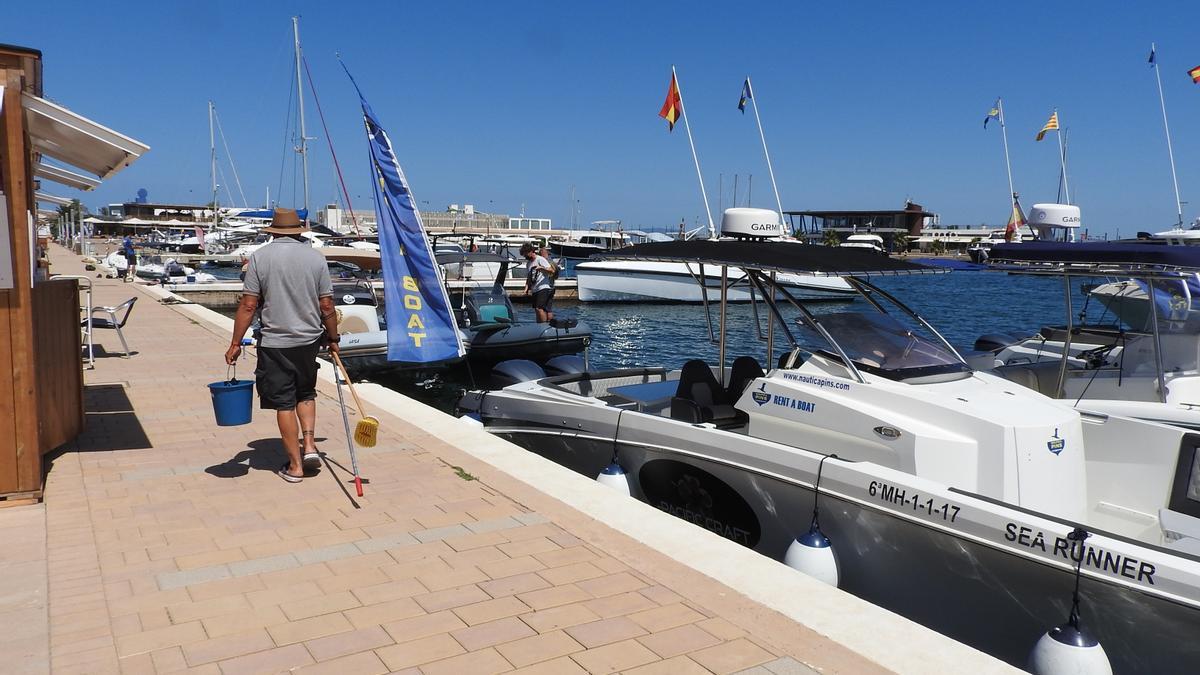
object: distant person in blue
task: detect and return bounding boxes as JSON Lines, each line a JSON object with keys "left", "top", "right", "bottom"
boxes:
{"left": 122, "top": 235, "right": 137, "bottom": 282}
{"left": 521, "top": 243, "right": 555, "bottom": 323}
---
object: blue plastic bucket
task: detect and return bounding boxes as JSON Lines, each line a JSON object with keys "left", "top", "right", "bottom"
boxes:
{"left": 209, "top": 379, "right": 254, "bottom": 426}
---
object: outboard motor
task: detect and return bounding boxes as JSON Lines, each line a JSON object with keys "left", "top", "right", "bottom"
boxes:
{"left": 543, "top": 355, "right": 588, "bottom": 377}
{"left": 490, "top": 359, "right": 546, "bottom": 389}
{"left": 974, "top": 333, "right": 1020, "bottom": 353}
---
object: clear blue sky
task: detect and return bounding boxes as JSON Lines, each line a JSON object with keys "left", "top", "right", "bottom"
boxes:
{"left": 8, "top": 1, "right": 1200, "bottom": 237}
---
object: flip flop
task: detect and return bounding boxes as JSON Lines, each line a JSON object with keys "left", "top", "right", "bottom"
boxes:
{"left": 302, "top": 451, "right": 321, "bottom": 471}
{"left": 277, "top": 464, "right": 303, "bottom": 483}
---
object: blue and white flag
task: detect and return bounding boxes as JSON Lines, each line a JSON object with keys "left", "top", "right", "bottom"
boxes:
{"left": 349, "top": 77, "right": 464, "bottom": 363}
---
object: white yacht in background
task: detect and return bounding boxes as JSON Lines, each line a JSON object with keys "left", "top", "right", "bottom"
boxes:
{"left": 1151, "top": 217, "right": 1200, "bottom": 246}
{"left": 838, "top": 233, "right": 886, "bottom": 255}
{"left": 549, "top": 221, "right": 630, "bottom": 259}
{"left": 575, "top": 208, "right": 856, "bottom": 302}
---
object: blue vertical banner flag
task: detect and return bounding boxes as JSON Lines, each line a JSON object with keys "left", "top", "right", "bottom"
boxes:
{"left": 346, "top": 72, "right": 464, "bottom": 363}
{"left": 738, "top": 78, "right": 752, "bottom": 113}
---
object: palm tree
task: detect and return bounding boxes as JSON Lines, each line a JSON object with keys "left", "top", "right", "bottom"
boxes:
{"left": 930, "top": 238, "right": 946, "bottom": 255}
{"left": 821, "top": 229, "right": 841, "bottom": 247}
{"left": 892, "top": 233, "right": 910, "bottom": 254}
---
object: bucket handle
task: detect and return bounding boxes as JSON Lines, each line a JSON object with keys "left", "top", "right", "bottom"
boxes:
{"left": 227, "top": 363, "right": 238, "bottom": 384}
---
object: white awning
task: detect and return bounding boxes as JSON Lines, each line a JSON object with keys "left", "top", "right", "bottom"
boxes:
{"left": 23, "top": 92, "right": 149, "bottom": 181}
{"left": 35, "top": 162, "right": 100, "bottom": 191}
{"left": 34, "top": 191, "right": 72, "bottom": 206}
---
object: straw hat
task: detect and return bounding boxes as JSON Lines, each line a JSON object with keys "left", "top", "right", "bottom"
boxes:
{"left": 263, "top": 208, "right": 309, "bottom": 235}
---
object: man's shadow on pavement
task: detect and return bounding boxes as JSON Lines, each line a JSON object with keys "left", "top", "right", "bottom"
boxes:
{"left": 205, "top": 437, "right": 327, "bottom": 478}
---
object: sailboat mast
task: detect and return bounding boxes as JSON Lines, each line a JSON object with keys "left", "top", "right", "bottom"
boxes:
{"left": 1053, "top": 109, "right": 1071, "bottom": 204}
{"left": 1151, "top": 43, "right": 1184, "bottom": 227}
{"left": 997, "top": 98, "right": 1017, "bottom": 207}
{"left": 293, "top": 16, "right": 310, "bottom": 214}
{"left": 745, "top": 77, "right": 784, "bottom": 222}
{"left": 672, "top": 66, "right": 716, "bottom": 239}
{"left": 209, "top": 101, "right": 218, "bottom": 238}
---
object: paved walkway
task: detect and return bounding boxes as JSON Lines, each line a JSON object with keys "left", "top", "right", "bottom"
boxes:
{"left": 0, "top": 244, "right": 887, "bottom": 674}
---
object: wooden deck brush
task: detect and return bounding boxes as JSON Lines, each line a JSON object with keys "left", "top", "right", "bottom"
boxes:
{"left": 330, "top": 352, "right": 379, "bottom": 447}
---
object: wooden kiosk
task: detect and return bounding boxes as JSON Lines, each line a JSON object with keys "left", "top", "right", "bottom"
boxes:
{"left": 0, "top": 43, "right": 148, "bottom": 502}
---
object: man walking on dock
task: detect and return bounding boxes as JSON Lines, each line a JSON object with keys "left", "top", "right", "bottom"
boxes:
{"left": 521, "top": 243, "right": 555, "bottom": 323}
{"left": 225, "top": 209, "right": 339, "bottom": 483}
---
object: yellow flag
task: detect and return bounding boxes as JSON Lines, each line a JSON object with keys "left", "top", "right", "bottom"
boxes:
{"left": 1036, "top": 111, "right": 1059, "bottom": 142}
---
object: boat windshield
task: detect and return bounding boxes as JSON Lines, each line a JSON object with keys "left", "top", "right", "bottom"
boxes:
{"left": 794, "top": 311, "right": 969, "bottom": 380}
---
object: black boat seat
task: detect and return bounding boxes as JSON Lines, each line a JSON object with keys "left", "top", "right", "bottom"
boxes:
{"left": 549, "top": 317, "right": 578, "bottom": 329}
{"left": 727, "top": 356, "right": 764, "bottom": 399}
{"left": 993, "top": 361, "right": 1063, "bottom": 396}
{"left": 670, "top": 359, "right": 738, "bottom": 425}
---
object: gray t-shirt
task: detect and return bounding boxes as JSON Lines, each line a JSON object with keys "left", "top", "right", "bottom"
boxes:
{"left": 527, "top": 255, "right": 553, "bottom": 293}
{"left": 243, "top": 237, "right": 332, "bottom": 348}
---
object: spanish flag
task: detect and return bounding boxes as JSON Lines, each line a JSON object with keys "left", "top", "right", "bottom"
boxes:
{"left": 1036, "top": 111, "right": 1059, "bottom": 142}
{"left": 1190, "top": 65, "right": 1200, "bottom": 83}
{"left": 1004, "top": 199, "right": 1026, "bottom": 242}
{"left": 659, "top": 72, "right": 682, "bottom": 131}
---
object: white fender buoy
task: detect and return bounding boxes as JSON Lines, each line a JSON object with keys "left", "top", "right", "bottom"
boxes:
{"left": 784, "top": 525, "right": 839, "bottom": 587}
{"left": 458, "top": 413, "right": 484, "bottom": 428}
{"left": 595, "top": 461, "right": 631, "bottom": 496}
{"left": 1028, "top": 623, "right": 1112, "bottom": 675}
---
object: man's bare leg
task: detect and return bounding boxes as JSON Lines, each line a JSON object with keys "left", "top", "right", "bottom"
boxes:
{"left": 277, "top": 409, "right": 303, "bottom": 477}
{"left": 297, "top": 399, "right": 317, "bottom": 455}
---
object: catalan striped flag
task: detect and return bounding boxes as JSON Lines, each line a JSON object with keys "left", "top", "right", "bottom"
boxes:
{"left": 1036, "top": 111, "right": 1059, "bottom": 142}
{"left": 738, "top": 78, "right": 752, "bottom": 113}
{"left": 659, "top": 72, "right": 682, "bottom": 131}
{"left": 1190, "top": 65, "right": 1200, "bottom": 83}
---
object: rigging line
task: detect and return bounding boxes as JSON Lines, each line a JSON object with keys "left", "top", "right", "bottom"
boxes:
{"left": 212, "top": 106, "right": 249, "bottom": 208}
{"left": 301, "top": 55, "right": 362, "bottom": 235}
{"left": 217, "top": 161, "right": 236, "bottom": 209}
{"left": 277, "top": 55, "right": 299, "bottom": 209}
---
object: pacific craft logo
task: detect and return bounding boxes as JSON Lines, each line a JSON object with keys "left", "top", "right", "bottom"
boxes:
{"left": 1047, "top": 428, "right": 1065, "bottom": 455}
{"left": 751, "top": 382, "right": 771, "bottom": 406}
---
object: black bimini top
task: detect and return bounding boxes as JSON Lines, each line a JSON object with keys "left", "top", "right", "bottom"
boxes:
{"left": 989, "top": 242, "right": 1200, "bottom": 276}
{"left": 435, "top": 252, "right": 510, "bottom": 265}
{"left": 592, "top": 240, "right": 942, "bottom": 277}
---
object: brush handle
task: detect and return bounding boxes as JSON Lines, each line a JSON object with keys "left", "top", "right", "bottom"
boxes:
{"left": 330, "top": 351, "right": 368, "bottom": 419}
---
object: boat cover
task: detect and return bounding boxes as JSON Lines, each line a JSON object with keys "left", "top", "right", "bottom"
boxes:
{"left": 591, "top": 240, "right": 942, "bottom": 277}
{"left": 989, "top": 242, "right": 1200, "bottom": 272}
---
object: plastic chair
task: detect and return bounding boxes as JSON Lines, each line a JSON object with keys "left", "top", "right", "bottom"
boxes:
{"left": 83, "top": 297, "right": 137, "bottom": 358}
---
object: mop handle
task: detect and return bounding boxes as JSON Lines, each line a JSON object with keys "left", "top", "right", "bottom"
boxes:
{"left": 330, "top": 351, "right": 367, "bottom": 418}
{"left": 331, "top": 361, "right": 361, "bottom": 478}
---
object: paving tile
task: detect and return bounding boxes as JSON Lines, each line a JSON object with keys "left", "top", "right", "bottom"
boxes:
{"left": 568, "top": 637, "right": 660, "bottom": 674}
{"left": 294, "top": 650, "right": 389, "bottom": 675}
{"left": 185, "top": 574, "right": 266, "bottom": 602}
{"left": 114, "top": 620, "right": 207, "bottom": 657}
{"left": 279, "top": 590, "right": 361, "bottom": 621}
{"left": 496, "top": 629, "right": 585, "bottom": 668}
{"left": 216, "top": 643, "right": 314, "bottom": 675}
{"left": 625, "top": 655, "right": 713, "bottom": 675}
{"left": 688, "top": 638, "right": 775, "bottom": 674}
{"left": 155, "top": 565, "right": 232, "bottom": 591}
{"left": 380, "top": 610, "right": 466, "bottom": 644}
{"left": 413, "top": 584, "right": 491, "bottom": 613}
{"left": 200, "top": 605, "right": 288, "bottom": 638}
{"left": 342, "top": 596, "right": 424, "bottom": 629}
{"left": 696, "top": 616, "right": 747, "bottom": 640}
{"left": 519, "top": 603, "right": 603, "bottom": 634}
{"left": 577, "top": 571, "right": 648, "bottom": 599}
{"left": 453, "top": 595, "right": 531, "bottom": 626}
{"left": 375, "top": 633, "right": 465, "bottom": 671}
{"left": 537, "top": 561, "right": 606, "bottom": 586}
{"left": 510, "top": 654, "right": 589, "bottom": 675}
{"left": 582, "top": 591, "right": 658, "bottom": 619}
{"left": 416, "top": 565, "right": 488, "bottom": 592}
{"left": 628, "top": 602, "right": 707, "bottom": 632}
{"left": 533, "top": 546, "right": 598, "bottom": 568}
{"left": 292, "top": 542, "right": 360, "bottom": 566}
{"left": 166, "top": 594, "right": 253, "bottom": 624}
{"left": 758, "top": 656, "right": 823, "bottom": 675}
{"left": 304, "top": 624, "right": 393, "bottom": 661}
{"left": 451, "top": 615, "right": 537, "bottom": 651}
{"left": 226, "top": 553, "right": 299, "bottom": 577}
{"left": 420, "top": 647, "right": 513, "bottom": 675}
{"left": 637, "top": 623, "right": 722, "bottom": 659}
{"left": 517, "top": 584, "right": 591, "bottom": 611}
{"left": 266, "top": 613, "right": 354, "bottom": 645}
{"left": 180, "top": 629, "right": 275, "bottom": 666}
{"left": 564, "top": 616, "right": 648, "bottom": 648}
{"left": 480, "top": 571, "right": 551, "bottom": 599}
{"left": 412, "top": 524, "right": 471, "bottom": 543}
{"left": 478, "top": 555, "right": 545, "bottom": 580}
{"left": 349, "top": 577, "right": 427, "bottom": 605}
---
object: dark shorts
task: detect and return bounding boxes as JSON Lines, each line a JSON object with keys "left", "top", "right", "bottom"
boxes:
{"left": 255, "top": 340, "right": 321, "bottom": 410}
{"left": 532, "top": 288, "right": 554, "bottom": 311}
{"left": 124, "top": 253, "right": 137, "bottom": 265}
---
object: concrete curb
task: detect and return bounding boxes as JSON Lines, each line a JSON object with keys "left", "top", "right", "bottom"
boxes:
{"left": 153, "top": 283, "right": 1018, "bottom": 675}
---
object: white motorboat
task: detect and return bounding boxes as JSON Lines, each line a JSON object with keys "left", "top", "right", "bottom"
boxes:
{"left": 977, "top": 242, "right": 1200, "bottom": 432}
{"left": 576, "top": 209, "right": 856, "bottom": 302}
{"left": 838, "top": 233, "right": 887, "bottom": 255}
{"left": 459, "top": 239, "right": 1200, "bottom": 673}
{"left": 549, "top": 222, "right": 630, "bottom": 259}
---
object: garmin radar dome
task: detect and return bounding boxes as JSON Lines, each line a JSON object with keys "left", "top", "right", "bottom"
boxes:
{"left": 720, "top": 207, "right": 785, "bottom": 239}
{"left": 1029, "top": 203, "right": 1082, "bottom": 242}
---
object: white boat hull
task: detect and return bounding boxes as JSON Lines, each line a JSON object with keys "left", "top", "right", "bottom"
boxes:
{"left": 576, "top": 261, "right": 855, "bottom": 302}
